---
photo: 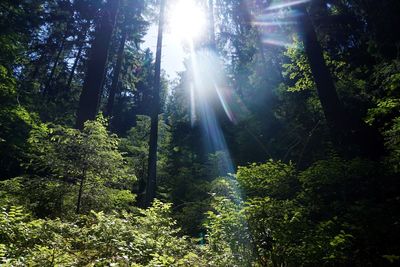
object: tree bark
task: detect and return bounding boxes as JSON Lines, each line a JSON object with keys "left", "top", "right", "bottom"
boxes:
{"left": 296, "top": 4, "right": 382, "bottom": 157}
{"left": 67, "top": 42, "right": 84, "bottom": 90}
{"left": 44, "top": 38, "right": 65, "bottom": 95}
{"left": 145, "top": 0, "right": 166, "bottom": 207}
{"left": 67, "top": 22, "right": 90, "bottom": 90}
{"left": 75, "top": 0, "right": 120, "bottom": 129}
{"left": 105, "top": 27, "right": 127, "bottom": 117}
{"left": 76, "top": 171, "right": 85, "bottom": 214}
{"left": 30, "top": 33, "right": 57, "bottom": 81}
{"left": 297, "top": 5, "right": 346, "bottom": 130}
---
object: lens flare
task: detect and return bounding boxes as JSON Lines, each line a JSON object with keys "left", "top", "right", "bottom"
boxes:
{"left": 267, "top": 0, "right": 310, "bottom": 11}
{"left": 168, "top": 0, "right": 206, "bottom": 41}
{"left": 251, "top": 0, "right": 310, "bottom": 47}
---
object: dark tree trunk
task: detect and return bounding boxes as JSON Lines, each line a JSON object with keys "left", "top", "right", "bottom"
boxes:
{"left": 76, "top": 172, "right": 85, "bottom": 214}
{"left": 67, "top": 22, "right": 90, "bottom": 90}
{"left": 297, "top": 5, "right": 382, "bottom": 157}
{"left": 30, "top": 33, "right": 57, "bottom": 81}
{"left": 31, "top": 55, "right": 46, "bottom": 81}
{"left": 105, "top": 27, "right": 127, "bottom": 117}
{"left": 136, "top": 169, "right": 147, "bottom": 207}
{"left": 67, "top": 42, "right": 84, "bottom": 90}
{"left": 44, "top": 38, "right": 65, "bottom": 95}
{"left": 297, "top": 5, "right": 346, "bottom": 129}
{"left": 144, "top": 0, "right": 166, "bottom": 207}
{"left": 75, "top": 0, "right": 120, "bottom": 129}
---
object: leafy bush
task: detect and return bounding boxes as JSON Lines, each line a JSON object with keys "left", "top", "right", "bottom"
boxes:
{"left": 1, "top": 116, "right": 136, "bottom": 217}
{"left": 204, "top": 177, "right": 254, "bottom": 267}
{"left": 0, "top": 65, "right": 38, "bottom": 179}
{"left": 205, "top": 158, "right": 399, "bottom": 266}
{"left": 0, "top": 202, "right": 210, "bottom": 266}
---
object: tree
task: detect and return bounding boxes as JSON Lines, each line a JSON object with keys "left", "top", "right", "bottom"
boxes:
{"left": 145, "top": 0, "right": 166, "bottom": 207}
{"left": 27, "top": 116, "right": 135, "bottom": 215}
{"left": 105, "top": 0, "right": 146, "bottom": 118}
{"left": 295, "top": 3, "right": 382, "bottom": 157}
{"left": 76, "top": 0, "right": 120, "bottom": 129}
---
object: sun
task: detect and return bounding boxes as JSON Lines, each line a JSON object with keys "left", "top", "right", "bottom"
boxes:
{"left": 167, "top": 0, "right": 207, "bottom": 41}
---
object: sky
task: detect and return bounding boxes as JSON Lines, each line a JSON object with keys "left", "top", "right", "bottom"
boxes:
{"left": 142, "top": 23, "right": 187, "bottom": 80}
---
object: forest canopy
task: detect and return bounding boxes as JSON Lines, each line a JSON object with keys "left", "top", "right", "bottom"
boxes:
{"left": 0, "top": 0, "right": 399, "bottom": 266}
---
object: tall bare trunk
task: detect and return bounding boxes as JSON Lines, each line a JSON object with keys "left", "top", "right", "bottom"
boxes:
{"left": 297, "top": 5, "right": 345, "bottom": 130}
{"left": 30, "top": 33, "right": 56, "bottom": 81}
{"left": 75, "top": 0, "right": 120, "bottom": 129}
{"left": 44, "top": 38, "right": 65, "bottom": 95}
{"left": 105, "top": 27, "right": 127, "bottom": 117}
{"left": 67, "top": 43, "right": 83, "bottom": 90}
{"left": 67, "top": 23, "right": 90, "bottom": 90}
{"left": 144, "top": 0, "right": 166, "bottom": 207}
{"left": 76, "top": 171, "right": 85, "bottom": 214}
{"left": 297, "top": 4, "right": 382, "bottom": 157}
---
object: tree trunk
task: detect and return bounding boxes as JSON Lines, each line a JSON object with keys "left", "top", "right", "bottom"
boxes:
{"left": 44, "top": 38, "right": 65, "bottom": 96}
{"left": 67, "top": 42, "right": 84, "bottom": 90}
{"left": 105, "top": 27, "right": 127, "bottom": 117}
{"left": 67, "top": 22, "right": 90, "bottom": 90}
{"left": 75, "top": 0, "right": 120, "bottom": 129}
{"left": 145, "top": 0, "right": 166, "bottom": 207}
{"left": 30, "top": 33, "right": 57, "bottom": 81}
{"left": 297, "top": 4, "right": 382, "bottom": 157}
{"left": 76, "top": 171, "right": 85, "bottom": 214}
{"left": 136, "top": 170, "right": 147, "bottom": 207}
{"left": 297, "top": 5, "right": 346, "bottom": 130}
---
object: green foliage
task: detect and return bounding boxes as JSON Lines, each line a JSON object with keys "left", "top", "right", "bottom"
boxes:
{"left": 205, "top": 178, "right": 254, "bottom": 267}
{"left": 237, "top": 160, "right": 298, "bottom": 199}
{"left": 1, "top": 1, "right": 400, "bottom": 266}
{"left": 0, "top": 65, "right": 38, "bottom": 178}
{"left": 2, "top": 116, "right": 136, "bottom": 216}
{"left": 0, "top": 202, "right": 210, "bottom": 266}
{"left": 366, "top": 60, "right": 400, "bottom": 171}
{"left": 205, "top": 158, "right": 399, "bottom": 266}
{"left": 283, "top": 40, "right": 315, "bottom": 92}
{"left": 384, "top": 117, "right": 400, "bottom": 171}
{"left": 366, "top": 60, "right": 400, "bottom": 124}
{"left": 0, "top": 65, "right": 16, "bottom": 100}
{"left": 283, "top": 38, "right": 349, "bottom": 93}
